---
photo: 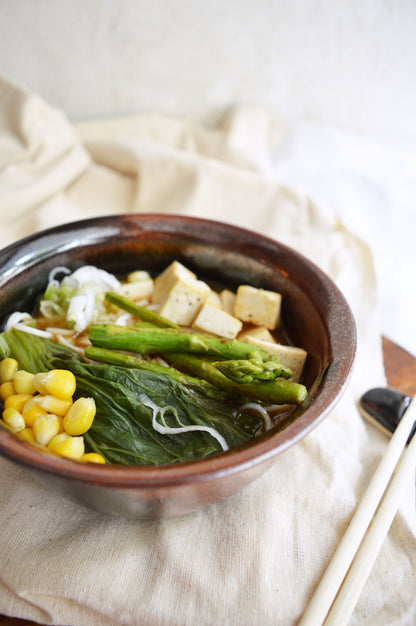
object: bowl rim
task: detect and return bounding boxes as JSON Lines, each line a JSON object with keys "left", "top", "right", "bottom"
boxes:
{"left": 0, "top": 213, "right": 357, "bottom": 487}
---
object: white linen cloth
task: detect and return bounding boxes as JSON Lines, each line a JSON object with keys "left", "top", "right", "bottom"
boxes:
{"left": 0, "top": 77, "right": 415, "bottom": 625}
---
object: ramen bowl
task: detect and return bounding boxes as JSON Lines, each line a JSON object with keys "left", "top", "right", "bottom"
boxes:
{"left": 0, "top": 214, "right": 356, "bottom": 518}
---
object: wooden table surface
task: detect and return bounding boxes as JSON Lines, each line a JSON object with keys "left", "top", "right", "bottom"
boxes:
{"left": 1, "top": 337, "right": 415, "bottom": 626}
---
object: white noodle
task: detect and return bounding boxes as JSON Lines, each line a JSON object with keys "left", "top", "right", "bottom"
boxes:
{"left": 53, "top": 333, "right": 85, "bottom": 354}
{"left": 139, "top": 393, "right": 229, "bottom": 451}
{"left": 240, "top": 402, "right": 274, "bottom": 431}
{"left": 48, "top": 266, "right": 71, "bottom": 286}
{"left": 5, "top": 312, "right": 32, "bottom": 329}
{"left": 4, "top": 312, "right": 53, "bottom": 338}
{"left": 63, "top": 266, "right": 121, "bottom": 291}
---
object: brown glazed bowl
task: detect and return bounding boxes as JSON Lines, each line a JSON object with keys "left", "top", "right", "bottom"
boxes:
{"left": 0, "top": 214, "right": 356, "bottom": 518}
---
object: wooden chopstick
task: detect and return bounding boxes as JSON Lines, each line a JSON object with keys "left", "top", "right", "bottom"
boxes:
{"left": 299, "top": 395, "right": 416, "bottom": 626}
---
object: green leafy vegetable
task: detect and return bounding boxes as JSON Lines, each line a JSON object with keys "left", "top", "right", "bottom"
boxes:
{"left": 0, "top": 329, "right": 263, "bottom": 465}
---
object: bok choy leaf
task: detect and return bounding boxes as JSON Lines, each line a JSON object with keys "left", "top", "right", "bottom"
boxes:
{"left": 0, "top": 330, "right": 263, "bottom": 465}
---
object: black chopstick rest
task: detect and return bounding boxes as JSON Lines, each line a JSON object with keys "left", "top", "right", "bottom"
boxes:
{"left": 359, "top": 387, "right": 415, "bottom": 442}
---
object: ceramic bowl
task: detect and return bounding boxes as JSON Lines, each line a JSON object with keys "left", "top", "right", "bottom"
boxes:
{"left": 0, "top": 214, "right": 356, "bottom": 518}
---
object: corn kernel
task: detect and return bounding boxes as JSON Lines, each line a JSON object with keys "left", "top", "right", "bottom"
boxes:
{"left": 4, "top": 393, "right": 34, "bottom": 413}
{"left": 48, "top": 432, "right": 85, "bottom": 460}
{"left": 35, "top": 395, "right": 72, "bottom": 416}
{"left": 0, "top": 381, "right": 16, "bottom": 401}
{"left": 47, "top": 432, "right": 70, "bottom": 451}
{"left": 22, "top": 397, "right": 47, "bottom": 427}
{"left": 13, "top": 370, "right": 36, "bottom": 395}
{"left": 63, "top": 397, "right": 96, "bottom": 436}
{"left": 33, "top": 413, "right": 61, "bottom": 446}
{"left": 33, "top": 370, "right": 76, "bottom": 400}
{"left": 19, "top": 427, "right": 36, "bottom": 443}
{"left": 0, "top": 358, "right": 18, "bottom": 383}
{"left": 32, "top": 372, "right": 48, "bottom": 395}
{"left": 56, "top": 414, "right": 64, "bottom": 433}
{"left": 2, "top": 407, "right": 26, "bottom": 432}
{"left": 81, "top": 452, "right": 106, "bottom": 464}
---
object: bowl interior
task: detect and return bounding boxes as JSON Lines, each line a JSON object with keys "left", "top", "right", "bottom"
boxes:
{"left": 0, "top": 214, "right": 356, "bottom": 482}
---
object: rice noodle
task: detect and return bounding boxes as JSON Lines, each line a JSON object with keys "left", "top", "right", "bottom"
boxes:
{"left": 240, "top": 402, "right": 274, "bottom": 431}
{"left": 48, "top": 266, "right": 71, "bottom": 286}
{"left": 140, "top": 393, "right": 229, "bottom": 451}
{"left": 52, "top": 332, "right": 85, "bottom": 355}
{"left": 5, "top": 312, "right": 53, "bottom": 338}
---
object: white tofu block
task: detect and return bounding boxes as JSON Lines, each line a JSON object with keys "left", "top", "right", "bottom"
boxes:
{"left": 152, "top": 261, "right": 197, "bottom": 305}
{"left": 119, "top": 278, "right": 154, "bottom": 301}
{"left": 207, "top": 291, "right": 223, "bottom": 308}
{"left": 157, "top": 278, "right": 211, "bottom": 326}
{"left": 234, "top": 285, "right": 282, "bottom": 330}
{"left": 244, "top": 336, "right": 307, "bottom": 381}
{"left": 220, "top": 289, "right": 236, "bottom": 315}
{"left": 192, "top": 302, "right": 243, "bottom": 339}
{"left": 238, "top": 325, "right": 276, "bottom": 344}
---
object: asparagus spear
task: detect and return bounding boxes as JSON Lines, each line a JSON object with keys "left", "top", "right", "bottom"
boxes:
{"left": 106, "top": 292, "right": 178, "bottom": 329}
{"left": 89, "top": 323, "right": 293, "bottom": 377}
{"left": 102, "top": 290, "right": 308, "bottom": 404}
{"left": 213, "top": 357, "right": 291, "bottom": 383}
{"left": 86, "top": 344, "right": 307, "bottom": 405}
{"left": 85, "top": 345, "right": 226, "bottom": 398}
{"left": 166, "top": 353, "right": 308, "bottom": 405}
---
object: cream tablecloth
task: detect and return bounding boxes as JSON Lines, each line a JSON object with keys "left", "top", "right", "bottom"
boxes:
{"left": 0, "top": 77, "right": 415, "bottom": 625}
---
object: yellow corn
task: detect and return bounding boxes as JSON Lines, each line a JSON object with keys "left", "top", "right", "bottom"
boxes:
{"left": 4, "top": 393, "right": 34, "bottom": 413}
{"left": 0, "top": 358, "right": 18, "bottom": 383}
{"left": 19, "top": 427, "right": 36, "bottom": 443}
{"left": 0, "top": 381, "right": 16, "bottom": 401}
{"left": 33, "top": 369, "right": 76, "bottom": 401}
{"left": 35, "top": 394, "right": 72, "bottom": 416}
{"left": 63, "top": 397, "right": 96, "bottom": 436}
{"left": 32, "top": 372, "right": 48, "bottom": 395}
{"left": 81, "top": 452, "right": 106, "bottom": 464}
{"left": 47, "top": 432, "right": 70, "bottom": 451}
{"left": 2, "top": 407, "right": 26, "bottom": 432}
{"left": 13, "top": 370, "right": 36, "bottom": 395}
{"left": 56, "top": 414, "right": 64, "bottom": 433}
{"left": 47, "top": 432, "right": 85, "bottom": 460}
{"left": 33, "top": 413, "right": 61, "bottom": 446}
{"left": 22, "top": 396, "right": 47, "bottom": 427}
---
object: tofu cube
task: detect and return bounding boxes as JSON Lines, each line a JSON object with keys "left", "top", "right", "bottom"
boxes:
{"left": 119, "top": 278, "right": 154, "bottom": 301}
{"left": 207, "top": 291, "right": 223, "bottom": 308}
{"left": 243, "top": 336, "right": 307, "bottom": 381}
{"left": 220, "top": 289, "right": 236, "bottom": 315}
{"left": 192, "top": 302, "right": 243, "bottom": 339}
{"left": 238, "top": 325, "right": 276, "bottom": 344}
{"left": 157, "top": 280, "right": 210, "bottom": 326}
{"left": 151, "top": 261, "right": 210, "bottom": 326}
{"left": 234, "top": 285, "right": 282, "bottom": 330}
{"left": 152, "top": 261, "right": 197, "bottom": 305}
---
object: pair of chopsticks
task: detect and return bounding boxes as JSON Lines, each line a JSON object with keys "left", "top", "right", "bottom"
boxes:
{"left": 299, "top": 394, "right": 416, "bottom": 626}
